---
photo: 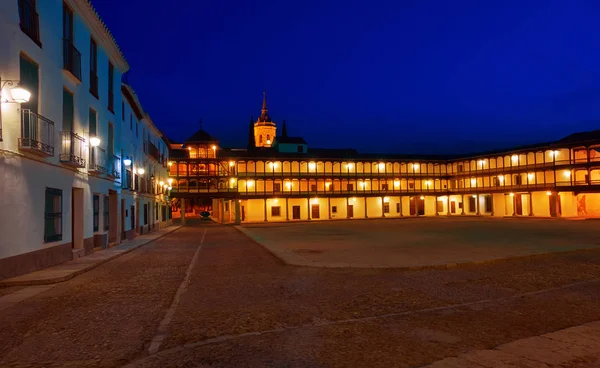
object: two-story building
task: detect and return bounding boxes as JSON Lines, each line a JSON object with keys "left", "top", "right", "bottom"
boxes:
{"left": 0, "top": 0, "right": 170, "bottom": 280}
{"left": 169, "top": 94, "right": 600, "bottom": 223}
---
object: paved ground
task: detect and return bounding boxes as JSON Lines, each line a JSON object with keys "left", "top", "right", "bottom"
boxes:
{"left": 1, "top": 219, "right": 600, "bottom": 367}
{"left": 238, "top": 218, "right": 600, "bottom": 268}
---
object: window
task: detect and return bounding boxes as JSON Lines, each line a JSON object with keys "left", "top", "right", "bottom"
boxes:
{"left": 396, "top": 203, "right": 400, "bottom": 213}
{"left": 493, "top": 177, "right": 499, "bottom": 186}
{"left": 143, "top": 204, "right": 148, "bottom": 225}
{"left": 63, "top": 88, "right": 74, "bottom": 131}
{"left": 44, "top": 188, "right": 62, "bottom": 242}
{"left": 225, "top": 202, "right": 229, "bottom": 211}
{"left": 107, "top": 62, "right": 114, "bottom": 112}
{"left": 436, "top": 200, "right": 444, "bottom": 213}
{"left": 161, "top": 206, "right": 166, "bottom": 221}
{"left": 468, "top": 196, "right": 476, "bottom": 213}
{"left": 259, "top": 135, "right": 263, "bottom": 144}
{"left": 484, "top": 195, "right": 492, "bottom": 213}
{"left": 267, "top": 134, "right": 270, "bottom": 142}
{"left": 62, "top": 3, "right": 80, "bottom": 80}
{"left": 89, "top": 38, "right": 98, "bottom": 97}
{"left": 93, "top": 194, "right": 99, "bottom": 231}
{"left": 297, "top": 145, "right": 304, "bottom": 153}
{"left": 103, "top": 196, "right": 109, "bottom": 230}
{"left": 273, "top": 183, "right": 281, "bottom": 192}
{"left": 383, "top": 203, "right": 390, "bottom": 213}
{"left": 347, "top": 183, "right": 354, "bottom": 191}
{"left": 515, "top": 175, "right": 522, "bottom": 185}
{"left": 88, "top": 108, "right": 97, "bottom": 136}
{"left": 408, "top": 182, "right": 415, "bottom": 189}
{"left": 457, "top": 164, "right": 463, "bottom": 173}
{"left": 381, "top": 183, "right": 388, "bottom": 191}
{"left": 332, "top": 206, "right": 337, "bottom": 214}
{"left": 20, "top": 54, "right": 39, "bottom": 113}
{"left": 311, "top": 184, "right": 317, "bottom": 192}
{"left": 271, "top": 206, "right": 281, "bottom": 217}
{"left": 19, "top": 0, "right": 41, "bottom": 46}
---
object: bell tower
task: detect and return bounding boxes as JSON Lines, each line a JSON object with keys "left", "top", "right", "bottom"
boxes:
{"left": 254, "top": 92, "right": 277, "bottom": 147}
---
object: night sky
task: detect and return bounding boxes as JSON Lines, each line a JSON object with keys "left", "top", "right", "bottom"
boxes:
{"left": 92, "top": 0, "right": 600, "bottom": 154}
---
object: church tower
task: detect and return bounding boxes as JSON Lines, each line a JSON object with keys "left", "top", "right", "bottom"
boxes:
{"left": 254, "top": 92, "right": 277, "bottom": 147}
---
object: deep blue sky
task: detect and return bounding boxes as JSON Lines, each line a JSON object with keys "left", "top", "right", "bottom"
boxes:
{"left": 93, "top": 0, "right": 600, "bottom": 154}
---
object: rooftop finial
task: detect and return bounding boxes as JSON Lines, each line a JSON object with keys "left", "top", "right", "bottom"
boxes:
{"left": 261, "top": 92, "right": 267, "bottom": 114}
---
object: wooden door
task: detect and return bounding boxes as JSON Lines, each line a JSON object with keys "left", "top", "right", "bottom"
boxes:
{"left": 120, "top": 199, "right": 125, "bottom": 240}
{"left": 515, "top": 194, "right": 523, "bottom": 215}
{"left": 409, "top": 197, "right": 416, "bottom": 216}
{"left": 292, "top": 206, "right": 301, "bottom": 219}
{"left": 347, "top": 204, "right": 354, "bottom": 218}
{"left": 311, "top": 204, "right": 320, "bottom": 219}
{"left": 451, "top": 201, "right": 456, "bottom": 214}
{"left": 241, "top": 206, "right": 245, "bottom": 221}
{"left": 418, "top": 197, "right": 425, "bottom": 215}
{"left": 549, "top": 194, "right": 561, "bottom": 217}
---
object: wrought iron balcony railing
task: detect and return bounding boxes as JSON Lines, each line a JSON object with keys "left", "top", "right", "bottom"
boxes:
{"left": 60, "top": 131, "right": 86, "bottom": 167}
{"left": 18, "top": 0, "right": 41, "bottom": 46}
{"left": 147, "top": 141, "right": 161, "bottom": 161}
{"left": 18, "top": 109, "right": 54, "bottom": 156}
{"left": 89, "top": 146, "right": 106, "bottom": 173}
{"left": 108, "top": 155, "right": 121, "bottom": 179}
{"left": 63, "top": 38, "right": 81, "bottom": 81}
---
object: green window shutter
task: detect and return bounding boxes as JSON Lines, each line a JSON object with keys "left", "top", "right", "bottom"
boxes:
{"left": 62, "top": 89, "right": 74, "bottom": 131}
{"left": 89, "top": 109, "right": 97, "bottom": 135}
{"left": 19, "top": 55, "right": 39, "bottom": 113}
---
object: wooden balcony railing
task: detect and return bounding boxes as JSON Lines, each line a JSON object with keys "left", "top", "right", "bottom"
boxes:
{"left": 59, "top": 131, "right": 86, "bottom": 167}
{"left": 18, "top": 109, "right": 54, "bottom": 156}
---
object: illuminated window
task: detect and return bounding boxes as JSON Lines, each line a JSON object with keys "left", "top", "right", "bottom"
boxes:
{"left": 271, "top": 206, "right": 281, "bottom": 217}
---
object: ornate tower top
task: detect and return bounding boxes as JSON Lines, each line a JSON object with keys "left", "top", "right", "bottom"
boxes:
{"left": 254, "top": 92, "right": 276, "bottom": 147}
{"left": 256, "top": 92, "right": 274, "bottom": 125}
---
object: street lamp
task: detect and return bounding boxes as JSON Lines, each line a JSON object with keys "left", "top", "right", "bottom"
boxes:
{"left": 89, "top": 136, "right": 101, "bottom": 147}
{"left": 0, "top": 80, "right": 31, "bottom": 104}
{"left": 137, "top": 168, "right": 145, "bottom": 175}
{"left": 123, "top": 157, "right": 132, "bottom": 166}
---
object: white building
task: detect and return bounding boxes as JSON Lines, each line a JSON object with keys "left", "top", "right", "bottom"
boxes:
{"left": 0, "top": 0, "right": 170, "bottom": 280}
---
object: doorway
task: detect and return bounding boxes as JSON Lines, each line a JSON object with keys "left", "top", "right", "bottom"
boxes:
{"left": 417, "top": 197, "right": 425, "bottom": 215}
{"left": 549, "top": 194, "right": 561, "bottom": 217}
{"left": 109, "top": 190, "right": 118, "bottom": 243}
{"left": 515, "top": 194, "right": 523, "bottom": 215}
{"left": 292, "top": 206, "right": 301, "bottom": 220}
{"left": 347, "top": 204, "right": 354, "bottom": 218}
{"left": 71, "top": 188, "right": 84, "bottom": 250}
{"left": 121, "top": 199, "right": 126, "bottom": 240}
{"left": 241, "top": 205, "right": 245, "bottom": 221}
{"left": 450, "top": 201, "right": 456, "bottom": 214}
{"left": 130, "top": 205, "right": 135, "bottom": 232}
{"left": 409, "top": 197, "right": 416, "bottom": 216}
{"left": 311, "top": 204, "right": 320, "bottom": 219}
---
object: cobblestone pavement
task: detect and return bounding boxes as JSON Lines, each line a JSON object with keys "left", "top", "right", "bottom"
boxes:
{"left": 2, "top": 222, "right": 600, "bottom": 367}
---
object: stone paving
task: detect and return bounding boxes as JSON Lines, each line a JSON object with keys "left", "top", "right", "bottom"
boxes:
{"left": 238, "top": 218, "right": 600, "bottom": 268}
{"left": 1, "top": 220, "right": 600, "bottom": 367}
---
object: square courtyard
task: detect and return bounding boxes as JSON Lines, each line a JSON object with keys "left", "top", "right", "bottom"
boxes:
{"left": 238, "top": 217, "right": 600, "bottom": 268}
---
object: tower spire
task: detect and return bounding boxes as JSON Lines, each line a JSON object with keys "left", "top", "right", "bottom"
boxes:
{"left": 259, "top": 91, "right": 270, "bottom": 121}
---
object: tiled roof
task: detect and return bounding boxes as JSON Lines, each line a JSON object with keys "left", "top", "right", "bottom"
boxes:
{"left": 275, "top": 136, "right": 307, "bottom": 144}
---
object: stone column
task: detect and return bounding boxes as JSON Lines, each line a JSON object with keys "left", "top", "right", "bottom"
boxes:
{"left": 181, "top": 198, "right": 186, "bottom": 225}
{"left": 381, "top": 197, "right": 385, "bottom": 217}
{"left": 234, "top": 199, "right": 241, "bottom": 225}
{"left": 512, "top": 195, "right": 516, "bottom": 216}
{"left": 263, "top": 198, "right": 267, "bottom": 222}
{"left": 307, "top": 198, "right": 311, "bottom": 220}
{"left": 228, "top": 200, "right": 233, "bottom": 223}
{"left": 476, "top": 194, "right": 481, "bottom": 215}
{"left": 285, "top": 198, "right": 289, "bottom": 221}
{"left": 346, "top": 197, "right": 350, "bottom": 219}
{"left": 528, "top": 192, "right": 534, "bottom": 216}
{"left": 328, "top": 197, "right": 332, "bottom": 219}
{"left": 461, "top": 194, "right": 465, "bottom": 215}
{"left": 446, "top": 196, "right": 451, "bottom": 216}
{"left": 399, "top": 196, "right": 403, "bottom": 217}
{"left": 220, "top": 199, "right": 225, "bottom": 224}
{"left": 364, "top": 197, "right": 368, "bottom": 218}
{"left": 490, "top": 194, "right": 494, "bottom": 216}
{"left": 435, "top": 196, "right": 439, "bottom": 216}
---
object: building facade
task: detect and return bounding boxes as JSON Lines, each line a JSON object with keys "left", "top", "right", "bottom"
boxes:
{"left": 169, "top": 96, "right": 600, "bottom": 223}
{"left": 0, "top": 0, "right": 170, "bottom": 280}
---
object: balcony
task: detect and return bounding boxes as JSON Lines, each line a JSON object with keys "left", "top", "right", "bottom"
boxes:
{"left": 107, "top": 155, "right": 121, "bottom": 179}
{"left": 18, "top": 0, "right": 41, "bottom": 46}
{"left": 59, "top": 131, "right": 86, "bottom": 167}
{"left": 63, "top": 39, "right": 81, "bottom": 81}
{"left": 89, "top": 73, "right": 98, "bottom": 98}
{"left": 147, "top": 141, "right": 161, "bottom": 161}
{"left": 18, "top": 109, "right": 54, "bottom": 156}
{"left": 89, "top": 146, "right": 106, "bottom": 173}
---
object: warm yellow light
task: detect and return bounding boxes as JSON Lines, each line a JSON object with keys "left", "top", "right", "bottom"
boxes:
{"left": 266, "top": 139, "right": 271, "bottom": 145}
{"left": 511, "top": 155, "right": 518, "bottom": 162}
{"left": 187, "top": 147, "right": 191, "bottom": 150}
{"left": 470, "top": 178, "right": 476, "bottom": 185}
{"left": 167, "top": 178, "right": 173, "bottom": 184}
{"left": 413, "top": 163, "right": 420, "bottom": 170}
{"left": 325, "top": 182, "right": 331, "bottom": 187}
{"left": 509, "top": 193, "right": 514, "bottom": 197}
{"left": 308, "top": 162, "right": 316, "bottom": 171}
{"left": 229, "top": 161, "right": 234, "bottom": 167}
{"left": 527, "top": 173, "right": 534, "bottom": 179}
{"left": 563, "top": 170, "right": 571, "bottom": 178}
{"left": 8, "top": 86, "right": 31, "bottom": 103}
{"left": 137, "top": 168, "right": 145, "bottom": 175}
{"left": 425, "top": 180, "right": 432, "bottom": 187}
{"left": 351, "top": 197, "right": 356, "bottom": 202}
{"left": 285, "top": 181, "right": 292, "bottom": 189}
{"left": 419, "top": 196, "right": 425, "bottom": 200}
{"left": 311, "top": 198, "right": 319, "bottom": 204}
{"left": 168, "top": 161, "right": 173, "bottom": 167}
{"left": 478, "top": 160, "right": 484, "bottom": 166}
{"left": 247, "top": 180, "right": 254, "bottom": 187}
{"left": 159, "top": 181, "right": 164, "bottom": 186}
{"left": 394, "top": 180, "right": 400, "bottom": 187}
{"left": 89, "top": 136, "right": 101, "bottom": 147}
{"left": 546, "top": 191, "right": 552, "bottom": 196}
{"left": 230, "top": 178, "right": 236, "bottom": 183}
{"left": 347, "top": 163, "right": 354, "bottom": 170}
{"left": 378, "top": 163, "right": 385, "bottom": 170}
{"left": 472, "top": 194, "right": 476, "bottom": 198}
{"left": 273, "top": 198, "right": 279, "bottom": 203}
{"left": 383, "top": 197, "right": 389, "bottom": 203}
{"left": 359, "top": 181, "right": 366, "bottom": 189}
{"left": 550, "top": 150, "right": 559, "bottom": 157}
{"left": 167, "top": 186, "right": 172, "bottom": 190}
{"left": 212, "top": 145, "right": 216, "bottom": 150}
{"left": 498, "top": 175, "right": 504, "bottom": 182}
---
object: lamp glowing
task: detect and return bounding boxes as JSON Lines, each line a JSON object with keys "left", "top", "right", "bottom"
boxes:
{"left": 212, "top": 145, "right": 216, "bottom": 150}
{"left": 137, "top": 168, "right": 145, "bottom": 175}
{"left": 383, "top": 197, "right": 390, "bottom": 203}
{"left": 89, "top": 136, "right": 101, "bottom": 147}
{"left": 168, "top": 186, "right": 172, "bottom": 190}
{"left": 123, "top": 158, "right": 132, "bottom": 166}
{"left": 168, "top": 161, "right": 173, "bottom": 167}
{"left": 394, "top": 180, "right": 400, "bottom": 187}
{"left": 509, "top": 193, "right": 514, "bottom": 197}
{"left": 563, "top": 170, "right": 571, "bottom": 178}
{"left": 347, "top": 163, "right": 354, "bottom": 170}
{"left": 378, "top": 163, "right": 385, "bottom": 171}
{"left": 511, "top": 155, "right": 518, "bottom": 162}
{"left": 266, "top": 139, "right": 271, "bottom": 145}
{"left": 229, "top": 161, "right": 235, "bottom": 167}
{"left": 247, "top": 180, "right": 254, "bottom": 187}
{"left": 8, "top": 85, "right": 31, "bottom": 103}
{"left": 472, "top": 195, "right": 477, "bottom": 198}
{"left": 419, "top": 196, "right": 425, "bottom": 200}
{"left": 159, "top": 181, "right": 164, "bottom": 186}
{"left": 167, "top": 178, "right": 173, "bottom": 184}
{"left": 308, "top": 162, "right": 316, "bottom": 171}
{"left": 546, "top": 191, "right": 552, "bottom": 196}
{"left": 413, "top": 163, "right": 420, "bottom": 170}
